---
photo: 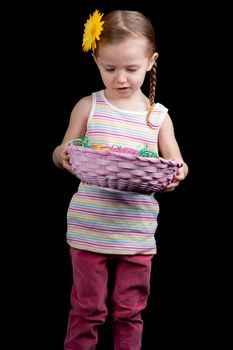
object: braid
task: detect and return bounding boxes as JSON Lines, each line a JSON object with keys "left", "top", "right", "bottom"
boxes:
{"left": 146, "top": 61, "right": 157, "bottom": 128}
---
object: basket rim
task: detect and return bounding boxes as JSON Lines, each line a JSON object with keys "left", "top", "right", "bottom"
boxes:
{"left": 67, "top": 144, "right": 183, "bottom": 168}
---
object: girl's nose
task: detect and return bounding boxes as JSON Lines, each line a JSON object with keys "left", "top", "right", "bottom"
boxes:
{"left": 116, "top": 71, "right": 127, "bottom": 83}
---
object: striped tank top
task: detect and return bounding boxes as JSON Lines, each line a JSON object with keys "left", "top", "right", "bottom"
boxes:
{"left": 67, "top": 90, "right": 168, "bottom": 255}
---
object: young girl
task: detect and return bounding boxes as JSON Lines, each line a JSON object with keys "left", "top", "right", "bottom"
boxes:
{"left": 53, "top": 9, "right": 188, "bottom": 350}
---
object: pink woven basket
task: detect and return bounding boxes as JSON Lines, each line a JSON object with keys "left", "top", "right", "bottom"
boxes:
{"left": 67, "top": 144, "right": 183, "bottom": 194}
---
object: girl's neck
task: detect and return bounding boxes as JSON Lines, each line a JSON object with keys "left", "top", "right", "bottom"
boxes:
{"left": 104, "top": 89, "right": 149, "bottom": 112}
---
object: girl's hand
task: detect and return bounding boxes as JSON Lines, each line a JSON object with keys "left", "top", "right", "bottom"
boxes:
{"left": 52, "top": 144, "right": 73, "bottom": 173}
{"left": 163, "top": 165, "right": 186, "bottom": 192}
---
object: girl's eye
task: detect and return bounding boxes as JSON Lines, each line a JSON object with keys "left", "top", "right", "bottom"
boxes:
{"left": 104, "top": 68, "right": 138, "bottom": 72}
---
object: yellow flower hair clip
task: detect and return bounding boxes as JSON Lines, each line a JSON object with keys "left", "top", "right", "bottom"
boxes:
{"left": 82, "top": 9, "right": 104, "bottom": 53}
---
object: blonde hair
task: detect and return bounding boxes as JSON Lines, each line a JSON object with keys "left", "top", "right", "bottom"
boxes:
{"left": 95, "top": 10, "right": 158, "bottom": 128}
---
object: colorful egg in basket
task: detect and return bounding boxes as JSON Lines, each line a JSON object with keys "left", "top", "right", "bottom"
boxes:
{"left": 66, "top": 141, "right": 183, "bottom": 194}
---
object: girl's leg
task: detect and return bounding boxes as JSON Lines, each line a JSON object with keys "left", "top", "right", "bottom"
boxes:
{"left": 110, "top": 254, "right": 153, "bottom": 350}
{"left": 64, "top": 248, "right": 109, "bottom": 350}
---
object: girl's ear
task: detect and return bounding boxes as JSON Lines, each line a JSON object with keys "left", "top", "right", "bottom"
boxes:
{"left": 147, "top": 52, "right": 159, "bottom": 71}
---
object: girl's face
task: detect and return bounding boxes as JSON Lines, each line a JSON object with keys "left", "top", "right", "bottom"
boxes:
{"left": 94, "top": 38, "right": 157, "bottom": 98}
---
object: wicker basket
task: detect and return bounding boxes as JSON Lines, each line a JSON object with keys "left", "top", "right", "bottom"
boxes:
{"left": 67, "top": 144, "right": 183, "bottom": 194}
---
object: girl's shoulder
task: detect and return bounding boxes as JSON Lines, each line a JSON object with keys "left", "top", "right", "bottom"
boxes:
{"left": 154, "top": 102, "right": 169, "bottom": 120}
{"left": 77, "top": 94, "right": 93, "bottom": 106}
{"left": 70, "top": 95, "right": 93, "bottom": 122}
{"left": 72, "top": 94, "right": 92, "bottom": 112}
{"left": 154, "top": 102, "right": 168, "bottom": 113}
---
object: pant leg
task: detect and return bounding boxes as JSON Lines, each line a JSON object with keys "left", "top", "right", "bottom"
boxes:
{"left": 64, "top": 248, "right": 109, "bottom": 350}
{"left": 110, "top": 254, "right": 153, "bottom": 350}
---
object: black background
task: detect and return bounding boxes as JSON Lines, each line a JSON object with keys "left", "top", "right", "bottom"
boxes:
{"left": 4, "top": 0, "right": 227, "bottom": 349}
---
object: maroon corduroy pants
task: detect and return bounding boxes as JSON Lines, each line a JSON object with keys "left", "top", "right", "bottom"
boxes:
{"left": 64, "top": 248, "right": 153, "bottom": 350}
